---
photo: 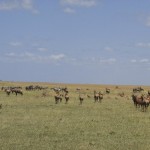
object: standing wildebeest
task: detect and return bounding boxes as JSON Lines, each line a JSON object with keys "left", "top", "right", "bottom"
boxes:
{"left": 94, "top": 90, "right": 99, "bottom": 102}
{"left": 54, "top": 94, "right": 61, "bottom": 104}
{"left": 94, "top": 91, "right": 103, "bottom": 102}
{"left": 65, "top": 93, "right": 69, "bottom": 104}
{"left": 132, "top": 94, "right": 150, "bottom": 112}
{"left": 4, "top": 89, "right": 11, "bottom": 96}
{"left": 79, "top": 94, "right": 84, "bottom": 105}
{"left": 98, "top": 92, "right": 103, "bottom": 103}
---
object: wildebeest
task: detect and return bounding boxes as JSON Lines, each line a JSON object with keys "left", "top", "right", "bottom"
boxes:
{"left": 11, "top": 89, "right": 23, "bottom": 96}
{"left": 98, "top": 93, "right": 103, "bottom": 103}
{"left": 65, "top": 94, "right": 69, "bottom": 104}
{"left": 118, "top": 92, "right": 125, "bottom": 97}
{"left": 94, "top": 90, "right": 99, "bottom": 102}
{"left": 148, "top": 90, "right": 150, "bottom": 96}
{"left": 94, "top": 91, "right": 103, "bottom": 103}
{"left": 54, "top": 94, "right": 61, "bottom": 104}
{"left": 133, "top": 87, "right": 144, "bottom": 93}
{"left": 106, "top": 88, "right": 110, "bottom": 94}
{"left": 132, "top": 94, "right": 150, "bottom": 111}
{"left": 79, "top": 94, "right": 84, "bottom": 105}
{"left": 5, "top": 89, "right": 11, "bottom": 96}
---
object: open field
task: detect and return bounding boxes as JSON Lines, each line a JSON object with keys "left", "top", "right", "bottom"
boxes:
{"left": 0, "top": 81, "right": 150, "bottom": 150}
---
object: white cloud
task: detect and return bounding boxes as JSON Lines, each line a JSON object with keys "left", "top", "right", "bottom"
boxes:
{"left": 3, "top": 51, "right": 118, "bottom": 66}
{"left": 61, "top": 0, "right": 97, "bottom": 7}
{"left": 131, "top": 59, "right": 137, "bottom": 63}
{"left": 104, "top": 46, "right": 113, "bottom": 52}
{"left": 50, "top": 54, "right": 66, "bottom": 61}
{"left": 0, "top": 0, "right": 38, "bottom": 13}
{"left": 21, "top": 0, "right": 33, "bottom": 10}
{"left": 130, "top": 58, "right": 149, "bottom": 63}
{"left": 37, "top": 48, "right": 48, "bottom": 52}
{"left": 0, "top": 1, "right": 18, "bottom": 10}
{"left": 60, "top": 0, "right": 97, "bottom": 8}
{"left": 9, "top": 42, "right": 22, "bottom": 46}
{"left": 100, "top": 58, "right": 116, "bottom": 64}
{"left": 80, "top": 57, "right": 117, "bottom": 66}
{"left": 63, "top": 7, "right": 75, "bottom": 13}
{"left": 4, "top": 52, "right": 66, "bottom": 63}
{"left": 136, "top": 42, "right": 150, "bottom": 48}
{"left": 60, "top": 0, "right": 98, "bottom": 13}
{"left": 140, "top": 58, "right": 149, "bottom": 63}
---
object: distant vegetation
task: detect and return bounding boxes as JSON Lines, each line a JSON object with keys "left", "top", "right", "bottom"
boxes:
{"left": 0, "top": 81, "right": 150, "bottom": 150}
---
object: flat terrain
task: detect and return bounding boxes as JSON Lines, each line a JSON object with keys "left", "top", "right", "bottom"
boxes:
{"left": 0, "top": 81, "right": 150, "bottom": 150}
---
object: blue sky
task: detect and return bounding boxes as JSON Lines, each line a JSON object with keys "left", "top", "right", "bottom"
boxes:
{"left": 0, "top": 0, "right": 150, "bottom": 85}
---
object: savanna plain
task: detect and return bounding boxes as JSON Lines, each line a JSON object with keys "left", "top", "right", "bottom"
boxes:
{"left": 0, "top": 81, "right": 150, "bottom": 150}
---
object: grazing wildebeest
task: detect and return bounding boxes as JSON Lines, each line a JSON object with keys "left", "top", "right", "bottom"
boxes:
{"left": 76, "top": 88, "right": 81, "bottom": 91}
{"left": 87, "top": 95, "right": 91, "bottom": 98}
{"left": 133, "top": 87, "right": 144, "bottom": 93}
{"left": 118, "top": 92, "right": 125, "bottom": 97}
{"left": 106, "top": 88, "right": 110, "bottom": 94}
{"left": 11, "top": 89, "right": 23, "bottom": 96}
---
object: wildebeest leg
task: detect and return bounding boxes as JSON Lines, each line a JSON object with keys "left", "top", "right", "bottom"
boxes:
{"left": 60, "top": 97, "right": 62, "bottom": 103}
{"left": 65, "top": 99, "right": 68, "bottom": 104}
{"left": 65, "top": 98, "right": 69, "bottom": 104}
{"left": 80, "top": 100, "right": 82, "bottom": 105}
{"left": 15, "top": 91, "right": 17, "bottom": 96}
{"left": 55, "top": 96, "right": 59, "bottom": 104}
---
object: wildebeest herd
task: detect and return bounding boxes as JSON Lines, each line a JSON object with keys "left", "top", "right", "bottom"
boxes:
{"left": 132, "top": 87, "right": 150, "bottom": 112}
{"left": 1, "top": 85, "right": 150, "bottom": 112}
{"left": 1, "top": 86, "right": 23, "bottom": 96}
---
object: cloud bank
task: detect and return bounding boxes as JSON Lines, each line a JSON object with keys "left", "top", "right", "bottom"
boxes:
{"left": 0, "top": 0, "right": 38, "bottom": 13}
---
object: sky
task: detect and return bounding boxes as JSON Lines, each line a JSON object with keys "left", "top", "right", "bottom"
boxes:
{"left": 0, "top": 0, "right": 150, "bottom": 85}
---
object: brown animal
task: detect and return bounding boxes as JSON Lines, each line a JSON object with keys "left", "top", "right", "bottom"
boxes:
{"left": 106, "top": 88, "right": 110, "bottom": 94}
{"left": 132, "top": 94, "right": 150, "bottom": 112}
{"left": 94, "top": 90, "right": 99, "bottom": 102}
{"left": 94, "top": 91, "right": 103, "bottom": 102}
{"left": 148, "top": 90, "right": 150, "bottom": 96}
{"left": 5, "top": 89, "right": 11, "bottom": 96}
{"left": 54, "top": 94, "right": 61, "bottom": 104}
{"left": 11, "top": 89, "right": 23, "bottom": 96}
{"left": 79, "top": 94, "right": 84, "bottom": 105}
{"left": 98, "top": 93, "right": 103, "bottom": 103}
{"left": 87, "top": 95, "right": 91, "bottom": 98}
{"left": 118, "top": 92, "right": 124, "bottom": 97}
{"left": 65, "top": 94, "right": 69, "bottom": 104}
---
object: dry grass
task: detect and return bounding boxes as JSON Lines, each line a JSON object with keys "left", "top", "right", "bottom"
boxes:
{"left": 0, "top": 81, "right": 150, "bottom": 150}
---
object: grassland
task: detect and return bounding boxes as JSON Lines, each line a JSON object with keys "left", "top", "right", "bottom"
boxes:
{"left": 0, "top": 81, "right": 150, "bottom": 150}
